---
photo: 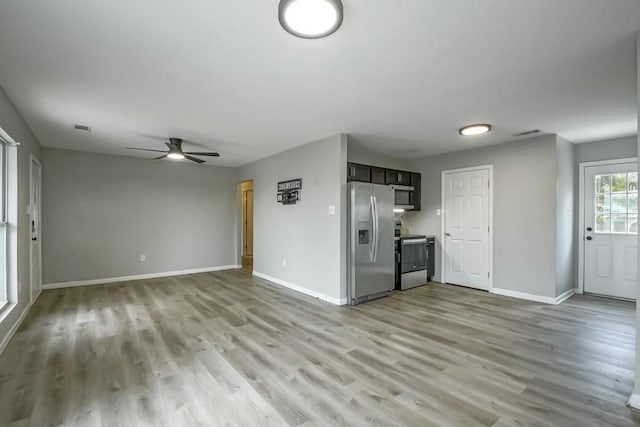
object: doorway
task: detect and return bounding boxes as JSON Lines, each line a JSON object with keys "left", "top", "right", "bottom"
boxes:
{"left": 579, "top": 158, "right": 637, "bottom": 300}
{"left": 30, "top": 155, "right": 42, "bottom": 302}
{"left": 441, "top": 165, "right": 493, "bottom": 291}
{"left": 240, "top": 180, "right": 254, "bottom": 271}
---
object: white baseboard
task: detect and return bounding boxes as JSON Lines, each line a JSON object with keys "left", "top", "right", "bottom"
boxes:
{"left": 628, "top": 394, "right": 640, "bottom": 409}
{"left": 252, "top": 271, "right": 347, "bottom": 306}
{"left": 554, "top": 288, "right": 576, "bottom": 304}
{"left": 0, "top": 300, "right": 34, "bottom": 357}
{"left": 42, "top": 265, "right": 242, "bottom": 290}
{"left": 491, "top": 288, "right": 576, "bottom": 305}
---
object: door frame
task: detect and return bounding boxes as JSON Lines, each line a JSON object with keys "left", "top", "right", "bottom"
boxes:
{"left": 29, "top": 154, "right": 42, "bottom": 303}
{"left": 240, "top": 180, "right": 254, "bottom": 268}
{"left": 577, "top": 157, "right": 637, "bottom": 295}
{"left": 441, "top": 164, "right": 494, "bottom": 290}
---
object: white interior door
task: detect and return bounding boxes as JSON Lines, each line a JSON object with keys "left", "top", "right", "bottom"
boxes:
{"left": 443, "top": 167, "right": 491, "bottom": 290}
{"left": 583, "top": 162, "right": 637, "bottom": 300}
{"left": 30, "top": 156, "right": 42, "bottom": 302}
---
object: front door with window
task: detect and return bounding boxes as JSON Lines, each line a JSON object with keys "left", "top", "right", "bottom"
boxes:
{"left": 583, "top": 162, "right": 637, "bottom": 300}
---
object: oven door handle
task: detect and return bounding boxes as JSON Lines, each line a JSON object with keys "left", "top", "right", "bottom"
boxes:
{"left": 402, "top": 238, "right": 427, "bottom": 245}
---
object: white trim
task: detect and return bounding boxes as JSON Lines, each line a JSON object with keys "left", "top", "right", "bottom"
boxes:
{"left": 0, "top": 300, "right": 33, "bottom": 356}
{"left": 491, "top": 287, "right": 576, "bottom": 305}
{"left": 0, "top": 126, "right": 18, "bottom": 146}
{"left": 252, "top": 271, "right": 347, "bottom": 306}
{"left": 42, "top": 265, "right": 241, "bottom": 290}
{"left": 628, "top": 394, "right": 640, "bottom": 409}
{"left": 441, "top": 164, "right": 494, "bottom": 290}
{"left": 29, "top": 154, "right": 42, "bottom": 304}
{"left": 577, "top": 157, "right": 637, "bottom": 294}
{"left": 553, "top": 288, "right": 577, "bottom": 304}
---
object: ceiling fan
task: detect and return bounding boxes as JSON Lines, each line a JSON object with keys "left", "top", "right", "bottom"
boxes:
{"left": 126, "top": 137, "right": 219, "bottom": 164}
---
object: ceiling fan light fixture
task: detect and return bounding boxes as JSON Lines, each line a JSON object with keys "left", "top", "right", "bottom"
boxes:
{"left": 126, "top": 137, "right": 219, "bottom": 164}
{"left": 279, "top": 0, "right": 343, "bottom": 39}
{"left": 167, "top": 141, "right": 185, "bottom": 160}
{"left": 459, "top": 124, "right": 492, "bottom": 136}
{"left": 167, "top": 152, "right": 184, "bottom": 160}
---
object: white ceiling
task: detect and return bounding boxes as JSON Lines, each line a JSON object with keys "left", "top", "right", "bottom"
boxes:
{"left": 0, "top": 1, "right": 638, "bottom": 167}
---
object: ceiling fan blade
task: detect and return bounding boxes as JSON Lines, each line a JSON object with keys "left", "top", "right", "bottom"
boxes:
{"left": 184, "top": 154, "right": 206, "bottom": 164}
{"left": 126, "top": 147, "right": 168, "bottom": 153}
{"left": 183, "top": 152, "right": 220, "bottom": 157}
{"left": 153, "top": 154, "right": 168, "bottom": 160}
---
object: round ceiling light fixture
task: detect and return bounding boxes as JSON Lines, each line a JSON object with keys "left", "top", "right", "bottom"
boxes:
{"left": 459, "top": 124, "right": 492, "bottom": 136}
{"left": 279, "top": 0, "right": 344, "bottom": 39}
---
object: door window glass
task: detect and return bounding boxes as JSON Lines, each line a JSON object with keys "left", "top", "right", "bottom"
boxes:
{"left": 595, "top": 172, "right": 637, "bottom": 235}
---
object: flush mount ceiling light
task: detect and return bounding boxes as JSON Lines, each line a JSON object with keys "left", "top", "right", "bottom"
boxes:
{"left": 459, "top": 124, "right": 492, "bottom": 136}
{"left": 279, "top": 0, "right": 344, "bottom": 39}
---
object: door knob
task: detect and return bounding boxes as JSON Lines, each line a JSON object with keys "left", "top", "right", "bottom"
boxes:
{"left": 586, "top": 227, "right": 593, "bottom": 232}
{"left": 586, "top": 236, "right": 592, "bottom": 241}
{"left": 445, "top": 232, "right": 451, "bottom": 237}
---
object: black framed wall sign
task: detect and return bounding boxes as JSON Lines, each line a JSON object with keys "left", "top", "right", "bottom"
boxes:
{"left": 277, "top": 178, "right": 302, "bottom": 205}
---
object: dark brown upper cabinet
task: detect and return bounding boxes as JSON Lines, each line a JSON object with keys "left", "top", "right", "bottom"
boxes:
{"left": 346, "top": 162, "right": 421, "bottom": 211}
{"left": 370, "top": 166, "right": 386, "bottom": 185}
{"left": 385, "top": 169, "right": 412, "bottom": 186}
{"left": 347, "top": 162, "right": 371, "bottom": 182}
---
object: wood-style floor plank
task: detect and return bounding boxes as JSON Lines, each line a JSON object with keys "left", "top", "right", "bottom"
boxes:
{"left": 0, "top": 270, "right": 639, "bottom": 426}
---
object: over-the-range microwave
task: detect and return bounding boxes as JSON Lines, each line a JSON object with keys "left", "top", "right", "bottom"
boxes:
{"left": 392, "top": 185, "right": 415, "bottom": 210}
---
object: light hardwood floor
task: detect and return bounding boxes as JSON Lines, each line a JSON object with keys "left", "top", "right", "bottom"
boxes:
{"left": 0, "top": 270, "right": 638, "bottom": 426}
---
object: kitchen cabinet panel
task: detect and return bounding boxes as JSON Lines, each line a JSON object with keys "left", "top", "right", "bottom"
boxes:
{"left": 411, "top": 172, "right": 421, "bottom": 211}
{"left": 371, "top": 166, "right": 386, "bottom": 184}
{"left": 347, "top": 162, "right": 371, "bottom": 182}
{"left": 385, "top": 169, "right": 412, "bottom": 186}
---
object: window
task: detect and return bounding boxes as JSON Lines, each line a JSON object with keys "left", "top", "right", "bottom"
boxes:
{"left": 594, "top": 172, "right": 638, "bottom": 234}
{"left": 0, "top": 138, "right": 7, "bottom": 306}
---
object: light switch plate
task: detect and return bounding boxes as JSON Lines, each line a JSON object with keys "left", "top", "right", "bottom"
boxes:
{"left": 328, "top": 205, "right": 336, "bottom": 215}
{"left": 436, "top": 209, "right": 441, "bottom": 216}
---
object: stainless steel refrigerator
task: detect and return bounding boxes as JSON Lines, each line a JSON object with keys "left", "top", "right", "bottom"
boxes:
{"left": 347, "top": 182, "right": 395, "bottom": 305}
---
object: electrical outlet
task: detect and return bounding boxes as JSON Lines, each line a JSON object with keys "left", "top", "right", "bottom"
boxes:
{"left": 282, "top": 258, "right": 286, "bottom": 267}
{"left": 140, "top": 254, "right": 146, "bottom": 262}
{"left": 436, "top": 209, "right": 441, "bottom": 216}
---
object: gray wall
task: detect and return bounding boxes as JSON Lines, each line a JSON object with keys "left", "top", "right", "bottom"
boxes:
{"left": 404, "top": 135, "right": 559, "bottom": 298}
{"left": 0, "top": 87, "right": 42, "bottom": 347}
{"left": 42, "top": 148, "right": 238, "bottom": 283}
{"left": 339, "top": 135, "right": 348, "bottom": 299}
{"left": 347, "top": 137, "right": 409, "bottom": 170}
{"left": 574, "top": 136, "right": 637, "bottom": 164}
{"left": 555, "top": 136, "right": 575, "bottom": 295}
{"left": 237, "top": 135, "right": 345, "bottom": 302}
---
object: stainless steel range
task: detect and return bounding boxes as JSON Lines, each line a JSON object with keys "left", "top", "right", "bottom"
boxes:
{"left": 395, "top": 235, "right": 435, "bottom": 290}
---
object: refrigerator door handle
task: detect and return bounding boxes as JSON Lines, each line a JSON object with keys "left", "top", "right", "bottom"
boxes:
{"left": 372, "top": 195, "right": 379, "bottom": 262}
{"left": 369, "top": 195, "right": 375, "bottom": 262}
